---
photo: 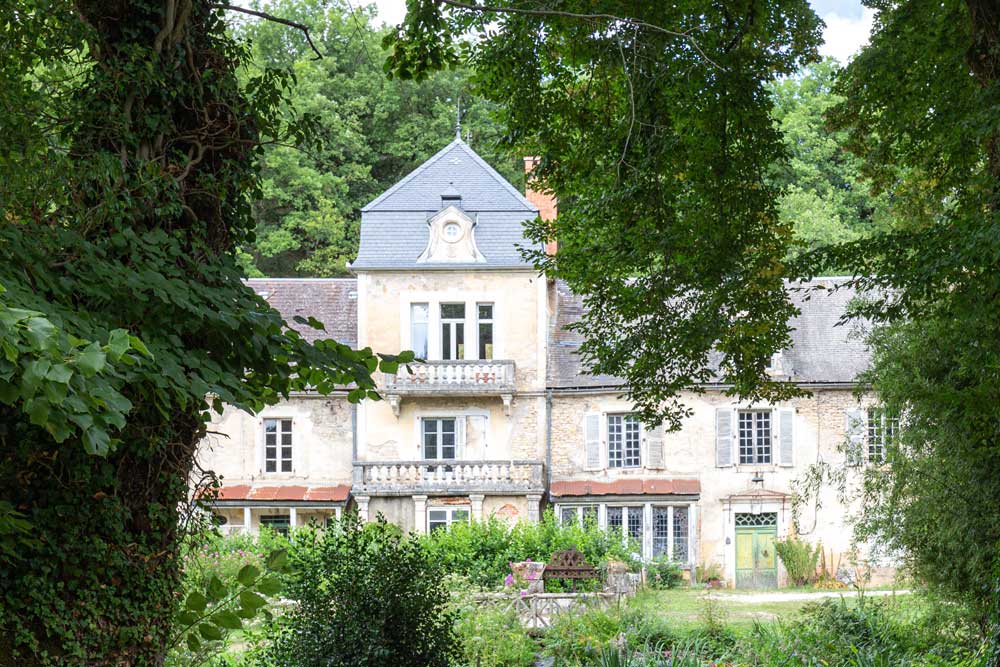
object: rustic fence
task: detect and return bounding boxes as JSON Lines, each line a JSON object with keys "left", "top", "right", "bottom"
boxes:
{"left": 471, "top": 574, "right": 640, "bottom": 628}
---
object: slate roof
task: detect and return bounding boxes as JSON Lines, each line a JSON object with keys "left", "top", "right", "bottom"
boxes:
{"left": 352, "top": 139, "right": 542, "bottom": 270}
{"left": 247, "top": 278, "right": 357, "bottom": 347}
{"left": 547, "top": 277, "right": 872, "bottom": 388}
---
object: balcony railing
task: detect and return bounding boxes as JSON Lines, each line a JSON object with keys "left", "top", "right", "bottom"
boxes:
{"left": 353, "top": 460, "right": 544, "bottom": 496}
{"left": 384, "top": 360, "right": 515, "bottom": 393}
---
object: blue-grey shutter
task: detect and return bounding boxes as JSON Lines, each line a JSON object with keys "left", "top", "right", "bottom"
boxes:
{"left": 778, "top": 408, "right": 795, "bottom": 466}
{"left": 584, "top": 413, "right": 602, "bottom": 470}
{"left": 716, "top": 408, "right": 733, "bottom": 467}
{"left": 845, "top": 409, "right": 866, "bottom": 466}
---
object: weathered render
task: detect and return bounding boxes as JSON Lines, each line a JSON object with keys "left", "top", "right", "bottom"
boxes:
{"left": 196, "top": 137, "right": 889, "bottom": 587}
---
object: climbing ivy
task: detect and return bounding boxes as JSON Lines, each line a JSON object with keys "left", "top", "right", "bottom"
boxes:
{"left": 0, "top": 2, "right": 402, "bottom": 665}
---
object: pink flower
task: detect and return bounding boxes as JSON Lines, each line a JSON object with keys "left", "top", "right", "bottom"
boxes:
{"left": 520, "top": 589, "right": 528, "bottom": 597}
{"left": 504, "top": 574, "right": 515, "bottom": 587}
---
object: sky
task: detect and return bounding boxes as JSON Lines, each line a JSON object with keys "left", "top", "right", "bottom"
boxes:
{"left": 370, "top": 0, "right": 874, "bottom": 63}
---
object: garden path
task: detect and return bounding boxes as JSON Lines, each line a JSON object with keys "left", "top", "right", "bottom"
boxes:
{"left": 711, "top": 589, "right": 910, "bottom": 604}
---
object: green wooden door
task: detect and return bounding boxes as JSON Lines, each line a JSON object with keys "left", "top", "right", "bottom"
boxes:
{"left": 734, "top": 513, "right": 778, "bottom": 589}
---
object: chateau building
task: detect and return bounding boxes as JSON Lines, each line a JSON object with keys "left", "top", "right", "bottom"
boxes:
{"left": 197, "top": 137, "right": 884, "bottom": 588}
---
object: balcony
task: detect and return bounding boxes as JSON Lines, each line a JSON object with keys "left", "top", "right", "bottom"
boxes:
{"left": 353, "top": 460, "right": 544, "bottom": 496}
{"left": 383, "top": 360, "right": 516, "bottom": 415}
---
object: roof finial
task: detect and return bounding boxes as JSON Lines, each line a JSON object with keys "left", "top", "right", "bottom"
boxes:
{"left": 455, "top": 97, "right": 462, "bottom": 141}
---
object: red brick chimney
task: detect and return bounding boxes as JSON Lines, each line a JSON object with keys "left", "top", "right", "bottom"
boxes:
{"left": 523, "top": 157, "right": 558, "bottom": 255}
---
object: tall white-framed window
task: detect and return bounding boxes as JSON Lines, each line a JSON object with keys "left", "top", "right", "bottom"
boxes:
{"left": 738, "top": 410, "right": 771, "bottom": 465}
{"left": 652, "top": 506, "right": 690, "bottom": 561}
{"left": 477, "top": 303, "right": 494, "bottom": 360}
{"left": 410, "top": 303, "right": 429, "bottom": 359}
{"left": 608, "top": 414, "right": 641, "bottom": 468}
{"left": 263, "top": 418, "right": 293, "bottom": 473}
{"left": 867, "top": 407, "right": 899, "bottom": 462}
{"left": 557, "top": 502, "right": 694, "bottom": 563}
{"left": 607, "top": 505, "right": 644, "bottom": 545}
{"left": 422, "top": 418, "right": 457, "bottom": 460}
{"left": 440, "top": 303, "right": 466, "bottom": 360}
{"left": 428, "top": 506, "right": 470, "bottom": 533}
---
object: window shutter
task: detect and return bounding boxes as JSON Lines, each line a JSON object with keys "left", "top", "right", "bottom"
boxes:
{"left": 778, "top": 408, "right": 795, "bottom": 467}
{"left": 584, "top": 413, "right": 601, "bottom": 471}
{"left": 845, "top": 409, "right": 866, "bottom": 466}
{"left": 645, "top": 424, "right": 665, "bottom": 469}
{"left": 456, "top": 417, "right": 467, "bottom": 459}
{"left": 716, "top": 408, "right": 734, "bottom": 467}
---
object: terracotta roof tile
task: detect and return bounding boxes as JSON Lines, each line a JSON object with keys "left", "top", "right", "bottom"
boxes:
{"left": 216, "top": 484, "right": 350, "bottom": 503}
{"left": 550, "top": 478, "right": 701, "bottom": 497}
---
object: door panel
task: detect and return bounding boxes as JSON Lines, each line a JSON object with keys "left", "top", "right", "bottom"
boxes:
{"left": 734, "top": 512, "right": 778, "bottom": 589}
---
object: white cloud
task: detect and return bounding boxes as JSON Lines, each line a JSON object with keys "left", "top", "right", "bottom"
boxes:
{"left": 819, "top": 7, "right": 875, "bottom": 63}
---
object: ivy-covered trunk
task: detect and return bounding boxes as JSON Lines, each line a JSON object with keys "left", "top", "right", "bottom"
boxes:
{"left": 3, "top": 1, "right": 265, "bottom": 664}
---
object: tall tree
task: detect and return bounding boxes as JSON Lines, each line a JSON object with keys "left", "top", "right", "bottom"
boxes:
{"left": 386, "top": 0, "right": 823, "bottom": 426}
{"left": 0, "top": 2, "right": 400, "bottom": 664}
{"left": 767, "top": 58, "right": 892, "bottom": 263}
{"left": 240, "top": 0, "right": 518, "bottom": 277}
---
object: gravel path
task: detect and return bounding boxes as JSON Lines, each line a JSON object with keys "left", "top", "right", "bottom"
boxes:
{"left": 710, "top": 589, "right": 910, "bottom": 603}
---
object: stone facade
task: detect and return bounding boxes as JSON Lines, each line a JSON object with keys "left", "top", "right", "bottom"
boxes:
{"left": 194, "top": 137, "right": 886, "bottom": 588}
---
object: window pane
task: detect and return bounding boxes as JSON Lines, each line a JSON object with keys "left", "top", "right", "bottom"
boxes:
{"left": 739, "top": 412, "right": 754, "bottom": 464}
{"left": 281, "top": 432, "right": 292, "bottom": 446}
{"left": 756, "top": 412, "right": 771, "bottom": 464}
{"left": 442, "top": 323, "right": 452, "bottom": 360}
{"left": 456, "top": 323, "right": 464, "bottom": 358}
{"left": 281, "top": 419, "right": 292, "bottom": 432}
{"left": 478, "top": 322, "right": 493, "bottom": 360}
{"left": 626, "top": 507, "right": 643, "bottom": 541}
{"left": 608, "top": 415, "right": 623, "bottom": 468}
{"left": 652, "top": 508, "right": 669, "bottom": 557}
{"left": 428, "top": 510, "right": 447, "bottom": 521}
{"left": 452, "top": 509, "right": 469, "bottom": 522}
{"left": 265, "top": 433, "right": 276, "bottom": 446}
{"left": 265, "top": 460, "right": 276, "bottom": 473}
{"left": 673, "top": 506, "right": 689, "bottom": 561}
{"left": 280, "top": 459, "right": 292, "bottom": 473}
{"left": 624, "top": 415, "right": 641, "bottom": 467}
{"left": 442, "top": 419, "right": 455, "bottom": 434}
{"left": 411, "top": 304, "right": 429, "bottom": 359}
{"left": 264, "top": 419, "right": 277, "bottom": 433}
{"left": 583, "top": 506, "right": 598, "bottom": 526}
{"left": 560, "top": 507, "right": 577, "bottom": 525}
{"left": 607, "top": 506, "right": 623, "bottom": 529}
{"left": 478, "top": 304, "right": 493, "bottom": 320}
{"left": 441, "top": 303, "right": 465, "bottom": 319}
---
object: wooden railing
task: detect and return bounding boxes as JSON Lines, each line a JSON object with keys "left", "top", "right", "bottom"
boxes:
{"left": 353, "top": 459, "right": 543, "bottom": 494}
{"left": 384, "top": 360, "right": 516, "bottom": 393}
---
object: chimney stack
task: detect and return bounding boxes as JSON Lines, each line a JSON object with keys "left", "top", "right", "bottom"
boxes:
{"left": 523, "top": 157, "right": 557, "bottom": 255}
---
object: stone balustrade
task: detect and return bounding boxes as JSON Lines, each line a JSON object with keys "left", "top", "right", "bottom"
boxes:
{"left": 353, "top": 459, "right": 544, "bottom": 496}
{"left": 384, "top": 360, "right": 515, "bottom": 392}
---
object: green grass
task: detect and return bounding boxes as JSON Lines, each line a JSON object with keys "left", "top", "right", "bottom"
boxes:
{"left": 629, "top": 588, "right": 916, "bottom": 630}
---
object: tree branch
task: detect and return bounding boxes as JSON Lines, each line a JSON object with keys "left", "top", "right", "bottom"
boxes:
{"left": 436, "top": 0, "right": 720, "bottom": 68}
{"left": 209, "top": 3, "right": 323, "bottom": 60}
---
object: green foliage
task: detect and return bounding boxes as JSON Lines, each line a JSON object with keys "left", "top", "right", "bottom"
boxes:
{"left": 645, "top": 557, "right": 684, "bottom": 591}
{"left": 166, "top": 546, "right": 290, "bottom": 667}
{"left": 453, "top": 607, "right": 536, "bottom": 667}
{"left": 236, "top": 0, "right": 518, "bottom": 277}
{"left": 543, "top": 605, "right": 628, "bottom": 667}
{"left": 0, "top": 2, "right": 396, "bottom": 664}
{"left": 419, "top": 512, "right": 637, "bottom": 589}
{"left": 695, "top": 562, "right": 723, "bottom": 584}
{"left": 385, "top": 1, "right": 823, "bottom": 427}
{"left": 773, "top": 538, "right": 820, "bottom": 587}
{"left": 767, "top": 58, "right": 892, "bottom": 265}
{"left": 254, "top": 515, "right": 458, "bottom": 667}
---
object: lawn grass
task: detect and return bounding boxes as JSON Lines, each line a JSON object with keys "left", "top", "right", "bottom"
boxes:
{"left": 630, "top": 588, "right": 915, "bottom": 630}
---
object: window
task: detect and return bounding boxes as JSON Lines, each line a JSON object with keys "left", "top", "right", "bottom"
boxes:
{"left": 410, "top": 303, "right": 429, "bottom": 359}
{"left": 559, "top": 505, "right": 598, "bottom": 527}
{"left": 260, "top": 514, "right": 290, "bottom": 536}
{"left": 423, "top": 418, "right": 456, "bottom": 459}
{"left": 477, "top": 303, "right": 494, "bottom": 360}
{"left": 653, "top": 508, "right": 669, "bottom": 557}
{"left": 672, "top": 506, "right": 689, "bottom": 561}
{"left": 867, "top": 407, "right": 899, "bottom": 462}
{"left": 608, "top": 414, "right": 641, "bottom": 468}
{"left": 738, "top": 410, "right": 771, "bottom": 465}
{"left": 608, "top": 506, "right": 643, "bottom": 547}
{"left": 428, "top": 507, "right": 470, "bottom": 533}
{"left": 441, "top": 303, "right": 465, "bottom": 359}
{"left": 264, "top": 418, "right": 293, "bottom": 473}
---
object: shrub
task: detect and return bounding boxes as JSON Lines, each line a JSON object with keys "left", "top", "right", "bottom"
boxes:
{"left": 454, "top": 607, "right": 536, "bottom": 667}
{"left": 257, "top": 515, "right": 458, "bottom": 667}
{"left": 774, "top": 538, "right": 820, "bottom": 586}
{"left": 646, "top": 557, "right": 684, "bottom": 590}
{"left": 542, "top": 606, "right": 626, "bottom": 667}
{"left": 695, "top": 562, "right": 723, "bottom": 585}
{"left": 420, "top": 511, "right": 637, "bottom": 589}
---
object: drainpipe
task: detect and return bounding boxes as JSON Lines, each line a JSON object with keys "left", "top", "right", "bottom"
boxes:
{"left": 545, "top": 389, "right": 553, "bottom": 502}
